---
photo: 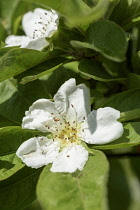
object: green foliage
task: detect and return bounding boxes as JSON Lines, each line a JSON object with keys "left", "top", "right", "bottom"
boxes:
{"left": 0, "top": 48, "right": 63, "bottom": 82}
{"left": 0, "top": 78, "right": 50, "bottom": 123}
{"left": 0, "top": 166, "right": 42, "bottom": 210}
{"left": 108, "top": 157, "right": 140, "bottom": 210}
{"left": 0, "top": 126, "right": 44, "bottom": 155}
{"left": 0, "top": 0, "right": 140, "bottom": 209}
{"left": 110, "top": 0, "right": 140, "bottom": 30}
{"left": 78, "top": 59, "right": 125, "bottom": 81}
{"left": 0, "top": 126, "right": 45, "bottom": 180}
{"left": 37, "top": 150, "right": 109, "bottom": 210}
{"left": 25, "top": 0, "right": 109, "bottom": 27}
{"left": 0, "top": 153, "right": 24, "bottom": 180}
{"left": 102, "top": 89, "right": 140, "bottom": 112}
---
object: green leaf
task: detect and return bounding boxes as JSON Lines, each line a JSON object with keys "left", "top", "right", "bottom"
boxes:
{"left": 104, "top": 0, "right": 120, "bottom": 19}
{"left": 0, "top": 126, "right": 44, "bottom": 156}
{"left": 40, "top": 61, "right": 89, "bottom": 97}
{"left": 110, "top": 0, "right": 140, "bottom": 30}
{"left": 128, "top": 73, "right": 140, "bottom": 89}
{"left": 0, "top": 20, "right": 7, "bottom": 42}
{"left": 85, "top": 20, "right": 128, "bottom": 62}
{"left": 78, "top": 59, "right": 125, "bottom": 81}
{"left": 0, "top": 166, "right": 42, "bottom": 210}
{"left": 108, "top": 158, "right": 140, "bottom": 210}
{"left": 102, "top": 89, "right": 140, "bottom": 112}
{"left": 119, "top": 108, "right": 140, "bottom": 122}
{"left": 18, "top": 57, "right": 67, "bottom": 84}
{"left": 0, "top": 48, "right": 61, "bottom": 82}
{"left": 0, "top": 0, "right": 21, "bottom": 28}
{"left": 37, "top": 150, "right": 109, "bottom": 210}
{"left": 0, "top": 153, "right": 24, "bottom": 181}
{"left": 25, "top": 0, "right": 109, "bottom": 26}
{"left": 49, "top": 27, "right": 84, "bottom": 52}
{"left": 0, "top": 114, "right": 18, "bottom": 128}
{"left": 132, "top": 51, "right": 140, "bottom": 74}
{"left": 0, "top": 77, "right": 50, "bottom": 124}
{"left": 92, "top": 122, "right": 140, "bottom": 150}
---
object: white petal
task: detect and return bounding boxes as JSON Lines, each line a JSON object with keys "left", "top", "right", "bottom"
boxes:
{"left": 54, "top": 78, "right": 91, "bottom": 122}
{"left": 21, "top": 37, "right": 48, "bottom": 50}
{"left": 5, "top": 35, "right": 30, "bottom": 47}
{"left": 22, "top": 8, "right": 58, "bottom": 39}
{"left": 22, "top": 99, "right": 58, "bottom": 132}
{"left": 82, "top": 107, "right": 123, "bottom": 144}
{"left": 22, "top": 11, "right": 38, "bottom": 38}
{"left": 50, "top": 145, "right": 88, "bottom": 173}
{"left": 16, "top": 137, "right": 60, "bottom": 168}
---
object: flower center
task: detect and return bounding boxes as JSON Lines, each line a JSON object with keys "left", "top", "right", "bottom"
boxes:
{"left": 32, "top": 12, "right": 57, "bottom": 39}
{"left": 49, "top": 113, "right": 81, "bottom": 148}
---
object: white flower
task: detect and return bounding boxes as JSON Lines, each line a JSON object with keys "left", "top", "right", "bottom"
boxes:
{"left": 5, "top": 35, "right": 31, "bottom": 48}
{"left": 16, "top": 79, "right": 123, "bottom": 173}
{"left": 5, "top": 8, "right": 59, "bottom": 50}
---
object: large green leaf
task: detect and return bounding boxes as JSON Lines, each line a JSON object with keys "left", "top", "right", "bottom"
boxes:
{"left": 102, "top": 89, "right": 140, "bottom": 112}
{"left": 0, "top": 166, "right": 42, "bottom": 210}
{"left": 0, "top": 77, "right": 50, "bottom": 124}
{"left": 0, "top": 153, "right": 24, "bottom": 181}
{"left": 78, "top": 59, "right": 125, "bottom": 81}
{"left": 37, "top": 150, "right": 109, "bottom": 210}
{"left": 0, "top": 126, "right": 45, "bottom": 156}
{"left": 92, "top": 122, "right": 140, "bottom": 150}
{"left": 25, "top": 0, "right": 109, "bottom": 26}
{"left": 85, "top": 20, "right": 128, "bottom": 62}
{"left": 0, "top": 48, "right": 62, "bottom": 82}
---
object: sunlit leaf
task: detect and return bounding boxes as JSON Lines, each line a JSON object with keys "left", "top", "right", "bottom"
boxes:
{"left": 37, "top": 150, "right": 109, "bottom": 210}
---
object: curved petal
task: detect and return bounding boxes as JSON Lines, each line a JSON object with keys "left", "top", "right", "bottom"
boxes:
{"left": 22, "top": 99, "right": 58, "bottom": 132}
{"left": 22, "top": 37, "right": 48, "bottom": 50}
{"left": 54, "top": 78, "right": 91, "bottom": 123}
{"left": 22, "top": 8, "right": 58, "bottom": 39}
{"left": 22, "top": 11, "right": 37, "bottom": 38}
{"left": 82, "top": 107, "right": 123, "bottom": 144}
{"left": 50, "top": 145, "right": 88, "bottom": 173}
{"left": 5, "top": 35, "right": 30, "bottom": 47}
{"left": 16, "top": 137, "right": 60, "bottom": 168}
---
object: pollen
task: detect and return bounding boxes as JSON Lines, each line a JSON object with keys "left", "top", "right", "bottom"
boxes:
{"left": 51, "top": 113, "right": 80, "bottom": 148}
